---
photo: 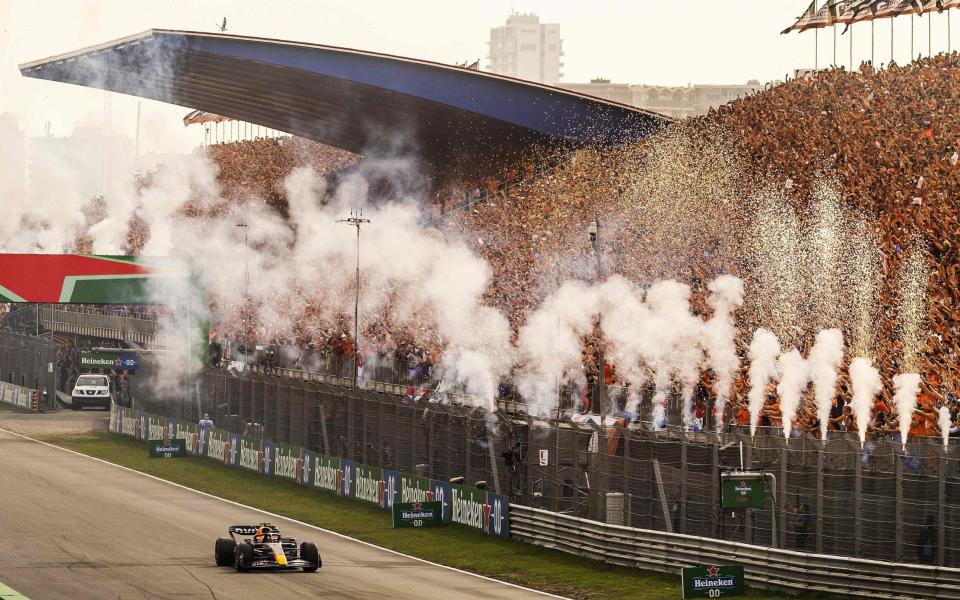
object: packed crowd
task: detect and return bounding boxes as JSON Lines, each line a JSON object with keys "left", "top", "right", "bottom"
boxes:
{"left": 199, "top": 53, "right": 959, "bottom": 440}
{"left": 207, "top": 136, "right": 358, "bottom": 212}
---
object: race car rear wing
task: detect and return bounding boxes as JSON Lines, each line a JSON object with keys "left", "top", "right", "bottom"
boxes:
{"left": 229, "top": 524, "right": 280, "bottom": 537}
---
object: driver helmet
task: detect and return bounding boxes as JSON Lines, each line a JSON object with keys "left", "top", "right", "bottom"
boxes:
{"left": 255, "top": 525, "right": 271, "bottom": 542}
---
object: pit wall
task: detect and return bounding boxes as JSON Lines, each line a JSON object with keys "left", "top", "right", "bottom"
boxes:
{"left": 109, "top": 403, "right": 509, "bottom": 539}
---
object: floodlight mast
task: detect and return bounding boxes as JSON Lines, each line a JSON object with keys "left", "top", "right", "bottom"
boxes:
{"left": 337, "top": 209, "right": 371, "bottom": 390}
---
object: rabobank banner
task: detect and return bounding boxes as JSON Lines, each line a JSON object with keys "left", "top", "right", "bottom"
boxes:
{"left": 110, "top": 402, "right": 508, "bottom": 538}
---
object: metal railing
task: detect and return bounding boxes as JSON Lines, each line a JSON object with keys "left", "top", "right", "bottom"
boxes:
{"left": 39, "top": 307, "right": 174, "bottom": 346}
{"left": 509, "top": 503, "right": 960, "bottom": 599}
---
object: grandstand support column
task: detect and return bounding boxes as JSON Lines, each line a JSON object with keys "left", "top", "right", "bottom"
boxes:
{"left": 427, "top": 409, "right": 435, "bottom": 477}
{"left": 623, "top": 431, "right": 630, "bottom": 525}
{"left": 445, "top": 413, "right": 454, "bottom": 483}
{"left": 779, "top": 447, "right": 787, "bottom": 549}
{"left": 361, "top": 395, "right": 368, "bottom": 465}
{"left": 849, "top": 24, "right": 853, "bottom": 71}
{"left": 710, "top": 442, "right": 719, "bottom": 538}
{"left": 410, "top": 403, "right": 417, "bottom": 472}
{"left": 376, "top": 398, "right": 384, "bottom": 468}
{"left": 911, "top": 13, "right": 915, "bottom": 60}
{"left": 938, "top": 454, "right": 946, "bottom": 566}
{"left": 871, "top": 20, "right": 875, "bottom": 65}
{"left": 815, "top": 28, "right": 819, "bottom": 70}
{"left": 680, "top": 436, "right": 688, "bottom": 534}
{"left": 744, "top": 443, "right": 753, "bottom": 544}
{"left": 895, "top": 449, "right": 904, "bottom": 561}
{"left": 588, "top": 216, "right": 607, "bottom": 523}
{"left": 833, "top": 24, "right": 837, "bottom": 67}
{"left": 465, "top": 418, "right": 473, "bottom": 485}
{"left": 929, "top": 12, "right": 932, "bottom": 57}
{"left": 854, "top": 447, "right": 863, "bottom": 557}
{"left": 816, "top": 446, "right": 824, "bottom": 553}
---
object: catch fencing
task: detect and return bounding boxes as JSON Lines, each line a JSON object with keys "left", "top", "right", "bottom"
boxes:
{"left": 139, "top": 368, "right": 960, "bottom": 570}
{"left": 0, "top": 331, "right": 58, "bottom": 410}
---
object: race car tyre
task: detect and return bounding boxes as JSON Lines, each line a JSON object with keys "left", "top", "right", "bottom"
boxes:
{"left": 215, "top": 537, "right": 236, "bottom": 566}
{"left": 300, "top": 542, "right": 320, "bottom": 572}
{"left": 236, "top": 542, "right": 253, "bottom": 572}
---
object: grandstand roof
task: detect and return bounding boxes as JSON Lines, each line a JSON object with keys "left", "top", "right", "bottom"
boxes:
{"left": 19, "top": 30, "right": 670, "bottom": 165}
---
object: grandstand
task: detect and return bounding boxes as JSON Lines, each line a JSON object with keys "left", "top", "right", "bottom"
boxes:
{"left": 191, "top": 52, "right": 960, "bottom": 448}
{"left": 14, "top": 26, "right": 960, "bottom": 443}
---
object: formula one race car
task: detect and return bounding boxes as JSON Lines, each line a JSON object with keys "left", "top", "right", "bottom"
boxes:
{"left": 214, "top": 523, "right": 321, "bottom": 572}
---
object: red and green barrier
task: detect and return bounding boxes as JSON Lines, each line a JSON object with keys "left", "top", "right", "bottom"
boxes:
{"left": 110, "top": 404, "right": 509, "bottom": 538}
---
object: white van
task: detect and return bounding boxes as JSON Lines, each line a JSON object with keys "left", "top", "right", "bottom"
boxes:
{"left": 71, "top": 374, "right": 112, "bottom": 410}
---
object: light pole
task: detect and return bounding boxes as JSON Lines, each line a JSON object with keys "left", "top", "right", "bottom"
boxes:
{"left": 588, "top": 216, "right": 608, "bottom": 522}
{"left": 337, "top": 209, "right": 370, "bottom": 390}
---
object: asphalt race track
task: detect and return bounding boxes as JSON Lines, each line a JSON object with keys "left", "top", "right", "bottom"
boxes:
{"left": 0, "top": 429, "right": 556, "bottom": 599}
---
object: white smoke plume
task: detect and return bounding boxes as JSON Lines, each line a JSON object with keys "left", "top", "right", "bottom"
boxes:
{"left": 776, "top": 348, "right": 809, "bottom": 439}
{"left": 892, "top": 372, "right": 921, "bottom": 450}
{"left": 597, "top": 275, "right": 652, "bottom": 393}
{"left": 747, "top": 328, "right": 781, "bottom": 436}
{"left": 939, "top": 405, "right": 951, "bottom": 449}
{"left": 644, "top": 280, "right": 705, "bottom": 430}
{"left": 808, "top": 328, "right": 845, "bottom": 441}
{"left": 703, "top": 275, "right": 744, "bottom": 431}
{"left": 514, "top": 280, "right": 599, "bottom": 416}
{"left": 849, "top": 357, "right": 882, "bottom": 447}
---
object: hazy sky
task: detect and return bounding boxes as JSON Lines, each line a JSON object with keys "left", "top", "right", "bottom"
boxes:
{"left": 2, "top": 0, "right": 956, "bottom": 152}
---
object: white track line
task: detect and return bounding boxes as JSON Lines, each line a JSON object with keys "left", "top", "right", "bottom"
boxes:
{"left": 0, "top": 427, "right": 567, "bottom": 600}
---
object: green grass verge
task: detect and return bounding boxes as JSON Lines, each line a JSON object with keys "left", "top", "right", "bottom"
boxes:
{"left": 44, "top": 432, "right": 836, "bottom": 600}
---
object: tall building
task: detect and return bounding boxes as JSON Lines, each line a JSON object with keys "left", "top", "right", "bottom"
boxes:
{"left": 560, "top": 79, "right": 771, "bottom": 119}
{"left": 487, "top": 13, "right": 562, "bottom": 85}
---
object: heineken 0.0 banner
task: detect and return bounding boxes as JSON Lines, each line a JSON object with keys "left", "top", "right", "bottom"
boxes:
{"left": 721, "top": 475, "right": 765, "bottom": 510}
{"left": 393, "top": 501, "right": 444, "bottom": 528}
{"left": 79, "top": 352, "right": 139, "bottom": 370}
{"left": 149, "top": 439, "right": 187, "bottom": 458}
{"left": 682, "top": 565, "right": 745, "bottom": 598}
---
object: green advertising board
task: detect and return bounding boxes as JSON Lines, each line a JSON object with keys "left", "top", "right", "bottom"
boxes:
{"left": 392, "top": 501, "right": 444, "bottom": 528}
{"left": 352, "top": 463, "right": 383, "bottom": 506}
{"left": 273, "top": 443, "right": 301, "bottom": 480}
{"left": 682, "top": 565, "right": 745, "bottom": 598}
{"left": 400, "top": 474, "right": 433, "bottom": 503}
{"left": 149, "top": 439, "right": 187, "bottom": 458}
{"left": 450, "top": 483, "right": 487, "bottom": 532}
{"left": 721, "top": 474, "right": 765, "bottom": 510}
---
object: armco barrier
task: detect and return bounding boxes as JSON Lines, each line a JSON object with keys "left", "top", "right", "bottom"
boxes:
{"left": 509, "top": 503, "right": 960, "bottom": 599}
{"left": 109, "top": 403, "right": 508, "bottom": 538}
{"left": 0, "top": 381, "right": 36, "bottom": 411}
